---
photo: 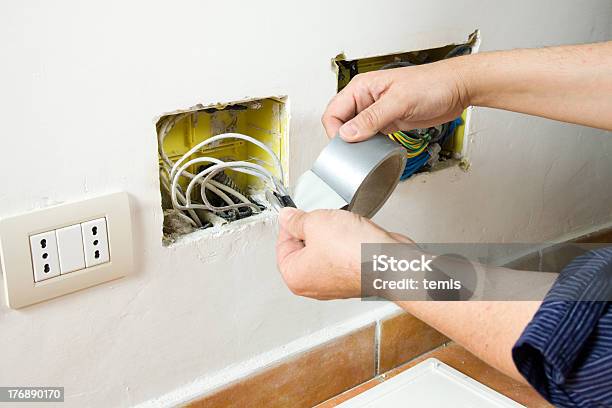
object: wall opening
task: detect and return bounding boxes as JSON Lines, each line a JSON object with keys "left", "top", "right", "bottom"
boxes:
{"left": 333, "top": 30, "right": 478, "bottom": 180}
{"left": 156, "top": 97, "right": 288, "bottom": 245}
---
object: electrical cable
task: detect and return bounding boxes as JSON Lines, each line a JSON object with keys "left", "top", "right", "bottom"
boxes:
{"left": 170, "top": 132, "right": 283, "bottom": 183}
{"left": 158, "top": 115, "right": 208, "bottom": 226}
{"left": 182, "top": 161, "right": 277, "bottom": 212}
{"left": 159, "top": 167, "right": 203, "bottom": 227}
{"left": 400, "top": 151, "right": 430, "bottom": 180}
{"left": 157, "top": 112, "right": 285, "bottom": 227}
{"left": 207, "top": 168, "right": 248, "bottom": 197}
{"left": 373, "top": 44, "right": 472, "bottom": 181}
{"left": 396, "top": 116, "right": 463, "bottom": 180}
{"left": 170, "top": 157, "right": 257, "bottom": 212}
{"left": 160, "top": 137, "right": 242, "bottom": 212}
{"left": 207, "top": 179, "right": 252, "bottom": 207}
{"left": 388, "top": 131, "right": 432, "bottom": 158}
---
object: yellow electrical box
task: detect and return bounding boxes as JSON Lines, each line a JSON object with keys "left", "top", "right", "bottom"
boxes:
{"left": 158, "top": 97, "right": 287, "bottom": 191}
{"left": 156, "top": 97, "right": 288, "bottom": 243}
{"left": 333, "top": 32, "right": 478, "bottom": 162}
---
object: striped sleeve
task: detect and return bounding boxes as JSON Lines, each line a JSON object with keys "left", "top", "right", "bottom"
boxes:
{"left": 512, "top": 247, "right": 612, "bottom": 407}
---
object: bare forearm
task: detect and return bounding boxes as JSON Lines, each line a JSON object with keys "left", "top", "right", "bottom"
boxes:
{"left": 379, "top": 239, "right": 546, "bottom": 382}
{"left": 456, "top": 41, "right": 612, "bottom": 130}
{"left": 395, "top": 300, "right": 541, "bottom": 383}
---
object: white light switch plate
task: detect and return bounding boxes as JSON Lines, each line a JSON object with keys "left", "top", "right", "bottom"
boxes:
{"left": 0, "top": 192, "right": 133, "bottom": 309}
{"left": 56, "top": 224, "right": 86, "bottom": 274}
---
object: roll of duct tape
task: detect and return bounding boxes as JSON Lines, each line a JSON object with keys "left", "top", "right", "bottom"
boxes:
{"left": 293, "top": 134, "right": 406, "bottom": 218}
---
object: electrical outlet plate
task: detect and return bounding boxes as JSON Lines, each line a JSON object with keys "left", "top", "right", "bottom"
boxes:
{"left": 0, "top": 192, "right": 133, "bottom": 309}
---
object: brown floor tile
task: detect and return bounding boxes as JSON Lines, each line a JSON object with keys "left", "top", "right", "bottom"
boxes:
{"left": 314, "top": 378, "right": 383, "bottom": 408}
{"left": 184, "top": 324, "right": 376, "bottom": 408}
{"left": 378, "top": 312, "right": 448, "bottom": 373}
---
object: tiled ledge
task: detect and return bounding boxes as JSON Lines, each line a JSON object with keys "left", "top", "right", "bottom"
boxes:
{"left": 183, "top": 313, "right": 447, "bottom": 408}
{"left": 184, "top": 324, "right": 377, "bottom": 408}
{"left": 316, "top": 343, "right": 551, "bottom": 408}
{"left": 378, "top": 312, "right": 448, "bottom": 374}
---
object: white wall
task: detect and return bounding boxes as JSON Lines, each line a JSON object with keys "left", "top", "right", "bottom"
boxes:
{"left": 0, "top": 1, "right": 610, "bottom": 407}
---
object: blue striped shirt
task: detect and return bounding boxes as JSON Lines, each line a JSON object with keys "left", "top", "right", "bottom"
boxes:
{"left": 513, "top": 247, "right": 612, "bottom": 407}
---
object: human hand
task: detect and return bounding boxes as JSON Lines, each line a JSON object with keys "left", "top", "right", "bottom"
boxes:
{"left": 322, "top": 58, "right": 470, "bottom": 141}
{"left": 276, "top": 207, "right": 413, "bottom": 300}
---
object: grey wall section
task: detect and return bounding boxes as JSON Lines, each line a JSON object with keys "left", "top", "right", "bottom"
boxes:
{"left": 0, "top": 1, "right": 610, "bottom": 406}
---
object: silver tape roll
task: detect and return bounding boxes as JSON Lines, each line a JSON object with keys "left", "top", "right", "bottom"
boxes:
{"left": 294, "top": 134, "right": 406, "bottom": 218}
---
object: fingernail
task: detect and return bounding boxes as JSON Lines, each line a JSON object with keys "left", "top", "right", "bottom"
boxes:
{"left": 339, "top": 122, "right": 358, "bottom": 139}
{"left": 279, "top": 207, "right": 298, "bottom": 225}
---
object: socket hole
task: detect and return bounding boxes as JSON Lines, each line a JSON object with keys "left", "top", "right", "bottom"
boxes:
{"left": 40, "top": 239, "right": 47, "bottom": 248}
{"left": 333, "top": 30, "right": 478, "bottom": 179}
{"left": 157, "top": 96, "right": 288, "bottom": 246}
{"left": 43, "top": 264, "right": 50, "bottom": 273}
{"left": 92, "top": 226, "right": 98, "bottom": 236}
{"left": 93, "top": 239, "right": 99, "bottom": 246}
{"left": 94, "top": 250, "right": 100, "bottom": 259}
{"left": 42, "top": 253, "right": 48, "bottom": 259}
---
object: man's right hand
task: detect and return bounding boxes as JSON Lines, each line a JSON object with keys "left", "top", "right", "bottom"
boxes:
{"left": 321, "top": 58, "right": 471, "bottom": 142}
{"left": 276, "top": 207, "right": 411, "bottom": 300}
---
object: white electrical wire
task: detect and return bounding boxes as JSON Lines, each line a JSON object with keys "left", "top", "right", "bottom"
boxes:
{"left": 183, "top": 161, "right": 276, "bottom": 212}
{"left": 169, "top": 132, "right": 283, "bottom": 182}
{"left": 169, "top": 158, "right": 248, "bottom": 211}
{"left": 158, "top": 116, "right": 211, "bottom": 226}
{"left": 208, "top": 179, "right": 252, "bottom": 207}
{"left": 200, "top": 180, "right": 256, "bottom": 216}
{"left": 159, "top": 168, "right": 203, "bottom": 227}
{"left": 169, "top": 157, "right": 226, "bottom": 210}
{"left": 172, "top": 158, "right": 273, "bottom": 211}
{"left": 203, "top": 180, "right": 235, "bottom": 207}
{"left": 158, "top": 115, "right": 284, "bottom": 226}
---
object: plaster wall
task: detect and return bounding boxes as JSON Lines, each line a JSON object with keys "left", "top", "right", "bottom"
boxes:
{"left": 0, "top": 1, "right": 611, "bottom": 406}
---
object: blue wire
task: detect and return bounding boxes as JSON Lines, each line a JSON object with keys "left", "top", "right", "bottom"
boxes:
{"left": 441, "top": 117, "right": 462, "bottom": 144}
{"left": 400, "top": 152, "right": 429, "bottom": 180}
{"left": 398, "top": 117, "right": 463, "bottom": 181}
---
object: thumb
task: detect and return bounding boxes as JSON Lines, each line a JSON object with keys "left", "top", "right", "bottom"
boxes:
{"left": 339, "top": 97, "right": 401, "bottom": 142}
{"left": 279, "top": 207, "right": 308, "bottom": 240}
